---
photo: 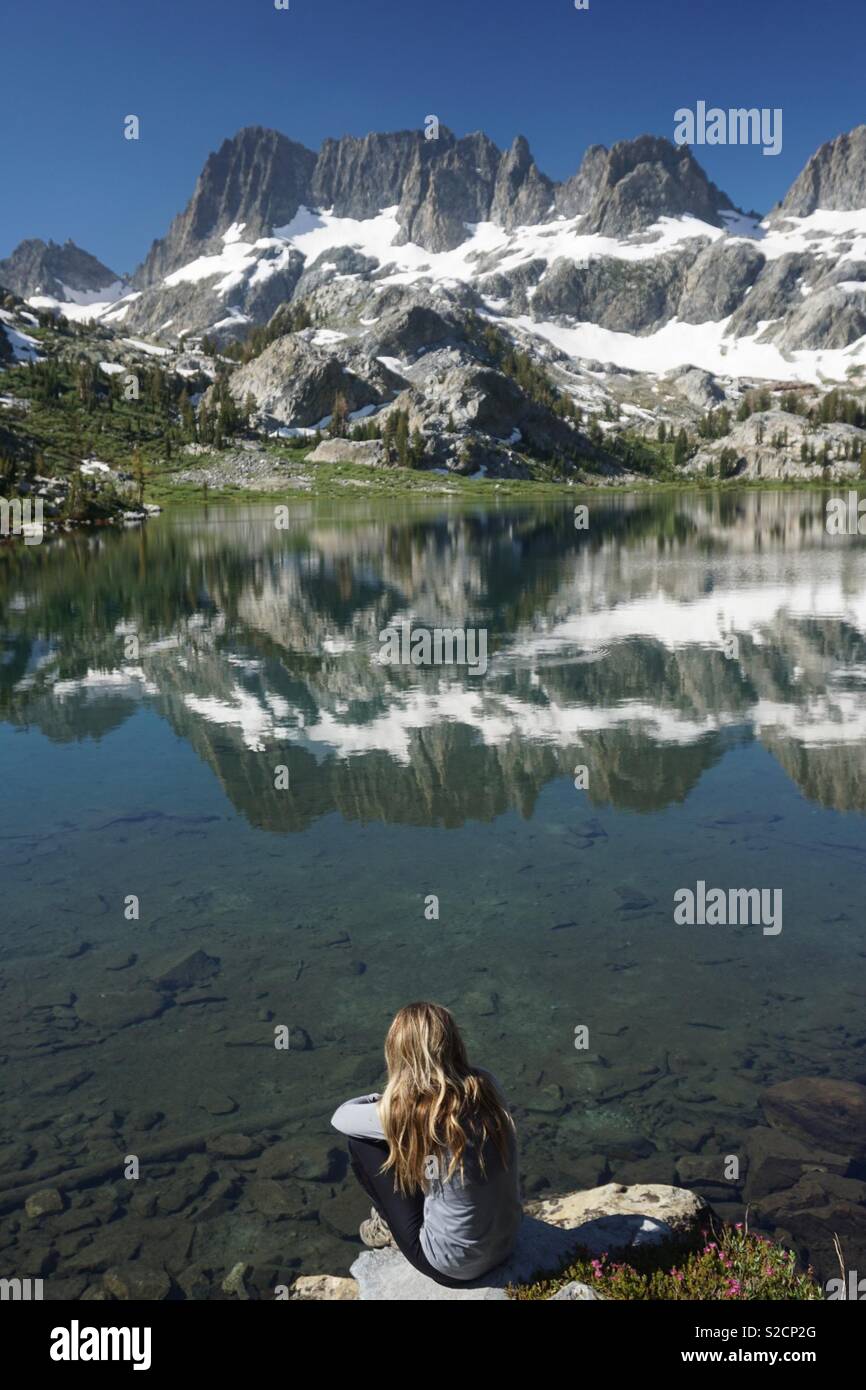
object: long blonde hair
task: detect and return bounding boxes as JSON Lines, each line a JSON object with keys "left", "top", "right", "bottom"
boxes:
{"left": 378, "top": 1002, "right": 514, "bottom": 1195}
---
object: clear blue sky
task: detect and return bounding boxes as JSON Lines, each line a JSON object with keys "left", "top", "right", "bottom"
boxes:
{"left": 3, "top": 0, "right": 864, "bottom": 274}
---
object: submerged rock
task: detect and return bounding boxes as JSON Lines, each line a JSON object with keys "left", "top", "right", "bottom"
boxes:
{"left": 247, "top": 1179, "right": 299, "bottom": 1219}
{"left": 744, "top": 1125, "right": 851, "bottom": 1202}
{"left": 752, "top": 1172, "right": 866, "bottom": 1282}
{"left": 200, "top": 1091, "right": 238, "bottom": 1116}
{"left": 154, "top": 949, "right": 221, "bottom": 993}
{"left": 221, "top": 1262, "right": 249, "bottom": 1299}
{"left": 205, "top": 1133, "right": 261, "bottom": 1160}
{"left": 320, "top": 1185, "right": 367, "bottom": 1240}
{"left": 25, "top": 1188, "right": 64, "bottom": 1218}
{"left": 761, "top": 1077, "right": 866, "bottom": 1159}
{"left": 75, "top": 988, "right": 168, "bottom": 1032}
{"left": 103, "top": 1266, "right": 171, "bottom": 1301}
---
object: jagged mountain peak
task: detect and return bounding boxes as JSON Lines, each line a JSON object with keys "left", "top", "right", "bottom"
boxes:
{"left": 555, "top": 144, "right": 610, "bottom": 218}
{"left": 581, "top": 134, "right": 737, "bottom": 236}
{"left": 0, "top": 237, "right": 121, "bottom": 301}
{"left": 776, "top": 124, "right": 866, "bottom": 217}
{"left": 135, "top": 126, "right": 317, "bottom": 287}
{"left": 130, "top": 122, "right": 745, "bottom": 292}
{"left": 24, "top": 120, "right": 866, "bottom": 389}
{"left": 311, "top": 127, "right": 447, "bottom": 221}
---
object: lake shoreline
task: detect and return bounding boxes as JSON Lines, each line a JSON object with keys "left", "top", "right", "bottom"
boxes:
{"left": 145, "top": 466, "right": 866, "bottom": 511}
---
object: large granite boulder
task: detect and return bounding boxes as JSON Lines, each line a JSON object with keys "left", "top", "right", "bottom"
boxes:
{"left": 307, "top": 439, "right": 385, "bottom": 466}
{"left": 351, "top": 1182, "right": 709, "bottom": 1301}
{"left": 526, "top": 1181, "right": 710, "bottom": 1241}
{"left": 225, "top": 336, "right": 382, "bottom": 430}
{"left": 669, "top": 366, "right": 725, "bottom": 410}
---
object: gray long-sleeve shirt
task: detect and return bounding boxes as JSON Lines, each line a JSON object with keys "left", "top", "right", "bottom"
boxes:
{"left": 331, "top": 1072, "right": 522, "bottom": 1281}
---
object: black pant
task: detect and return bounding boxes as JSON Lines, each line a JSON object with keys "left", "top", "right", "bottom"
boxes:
{"left": 347, "top": 1136, "right": 470, "bottom": 1289}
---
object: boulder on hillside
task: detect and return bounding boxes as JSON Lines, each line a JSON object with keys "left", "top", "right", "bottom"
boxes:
{"left": 366, "top": 303, "right": 459, "bottom": 361}
{"left": 225, "top": 336, "right": 383, "bottom": 430}
{"left": 669, "top": 365, "right": 725, "bottom": 410}
{"left": 307, "top": 439, "right": 385, "bottom": 466}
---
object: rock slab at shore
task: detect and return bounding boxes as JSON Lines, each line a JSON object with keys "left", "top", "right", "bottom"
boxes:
{"left": 348, "top": 1183, "right": 709, "bottom": 1301}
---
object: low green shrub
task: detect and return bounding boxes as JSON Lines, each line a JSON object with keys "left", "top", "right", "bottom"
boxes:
{"left": 511, "top": 1223, "right": 823, "bottom": 1301}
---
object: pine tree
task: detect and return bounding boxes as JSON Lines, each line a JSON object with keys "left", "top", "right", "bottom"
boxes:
{"left": 383, "top": 412, "right": 397, "bottom": 464}
{"left": 75, "top": 359, "right": 98, "bottom": 412}
{"left": 673, "top": 428, "right": 689, "bottom": 468}
{"left": 395, "top": 410, "right": 410, "bottom": 466}
{"left": 409, "top": 428, "right": 426, "bottom": 468}
{"left": 330, "top": 393, "right": 349, "bottom": 438}
{"left": 131, "top": 449, "right": 146, "bottom": 508}
{"left": 179, "top": 389, "right": 196, "bottom": 441}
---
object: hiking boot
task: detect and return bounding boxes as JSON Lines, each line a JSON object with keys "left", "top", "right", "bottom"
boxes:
{"left": 359, "top": 1208, "right": 393, "bottom": 1248}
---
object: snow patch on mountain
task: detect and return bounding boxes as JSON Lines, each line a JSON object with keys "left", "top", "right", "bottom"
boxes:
{"left": 500, "top": 311, "right": 866, "bottom": 384}
{"left": 0, "top": 310, "right": 40, "bottom": 362}
{"left": 28, "top": 281, "right": 134, "bottom": 324}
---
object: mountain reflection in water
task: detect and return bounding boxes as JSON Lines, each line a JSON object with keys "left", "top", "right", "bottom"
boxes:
{"left": 1, "top": 489, "right": 865, "bottom": 1294}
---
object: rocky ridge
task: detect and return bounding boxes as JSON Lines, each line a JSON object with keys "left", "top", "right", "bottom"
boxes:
{"left": 0, "top": 239, "right": 123, "bottom": 303}
{"left": 9, "top": 122, "right": 866, "bottom": 483}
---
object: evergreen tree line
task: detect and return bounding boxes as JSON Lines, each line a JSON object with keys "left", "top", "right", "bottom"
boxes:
{"left": 469, "top": 316, "right": 582, "bottom": 422}
{"left": 324, "top": 394, "right": 426, "bottom": 465}
{"left": 735, "top": 387, "right": 866, "bottom": 428}
{"left": 656, "top": 422, "right": 694, "bottom": 466}
{"left": 203, "top": 301, "right": 314, "bottom": 364}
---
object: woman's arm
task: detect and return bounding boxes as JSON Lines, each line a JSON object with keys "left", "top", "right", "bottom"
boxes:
{"left": 330, "top": 1093, "right": 386, "bottom": 1141}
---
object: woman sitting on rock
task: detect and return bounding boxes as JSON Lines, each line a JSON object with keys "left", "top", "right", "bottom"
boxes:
{"left": 331, "top": 1001, "right": 522, "bottom": 1287}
